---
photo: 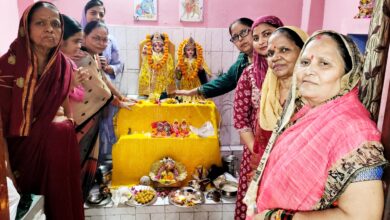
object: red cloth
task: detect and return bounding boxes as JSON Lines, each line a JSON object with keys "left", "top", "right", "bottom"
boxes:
{"left": 233, "top": 65, "right": 272, "bottom": 220}
{"left": 0, "top": 2, "right": 84, "bottom": 219}
{"left": 256, "top": 88, "right": 381, "bottom": 212}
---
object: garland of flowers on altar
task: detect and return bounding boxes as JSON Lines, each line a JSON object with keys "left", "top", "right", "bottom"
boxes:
{"left": 177, "top": 39, "right": 204, "bottom": 80}
{"left": 146, "top": 33, "right": 170, "bottom": 71}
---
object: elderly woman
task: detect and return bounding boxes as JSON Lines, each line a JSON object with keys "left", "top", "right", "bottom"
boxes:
{"left": 235, "top": 25, "right": 308, "bottom": 220}
{"left": 233, "top": 15, "right": 284, "bottom": 220}
{"left": 244, "top": 31, "right": 387, "bottom": 220}
{"left": 176, "top": 17, "right": 254, "bottom": 98}
{"left": 0, "top": 2, "right": 84, "bottom": 219}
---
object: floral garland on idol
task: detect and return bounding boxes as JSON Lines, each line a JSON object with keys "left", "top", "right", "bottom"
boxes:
{"left": 145, "top": 33, "right": 170, "bottom": 71}
{"left": 177, "top": 39, "right": 204, "bottom": 80}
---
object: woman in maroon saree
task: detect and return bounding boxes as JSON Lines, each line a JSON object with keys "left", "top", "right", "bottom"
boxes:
{"left": 0, "top": 2, "right": 84, "bottom": 219}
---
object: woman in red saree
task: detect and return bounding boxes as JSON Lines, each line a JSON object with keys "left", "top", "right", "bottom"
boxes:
{"left": 244, "top": 31, "right": 387, "bottom": 220}
{"left": 0, "top": 2, "right": 84, "bottom": 219}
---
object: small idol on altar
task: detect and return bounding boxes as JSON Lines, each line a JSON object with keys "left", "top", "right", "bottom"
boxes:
{"left": 149, "top": 157, "right": 187, "bottom": 186}
{"left": 172, "top": 119, "right": 180, "bottom": 137}
{"left": 180, "top": 119, "right": 190, "bottom": 137}
{"left": 163, "top": 121, "right": 172, "bottom": 136}
{"left": 138, "top": 32, "right": 175, "bottom": 97}
{"left": 151, "top": 121, "right": 165, "bottom": 137}
{"left": 176, "top": 37, "right": 211, "bottom": 90}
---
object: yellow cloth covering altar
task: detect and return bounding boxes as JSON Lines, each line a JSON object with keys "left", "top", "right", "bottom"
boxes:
{"left": 112, "top": 101, "right": 222, "bottom": 186}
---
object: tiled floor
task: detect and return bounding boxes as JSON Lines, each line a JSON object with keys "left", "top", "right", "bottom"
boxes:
{"left": 85, "top": 196, "right": 236, "bottom": 220}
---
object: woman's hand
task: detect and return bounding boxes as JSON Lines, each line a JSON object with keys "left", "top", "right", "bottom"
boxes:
{"left": 74, "top": 67, "right": 90, "bottom": 86}
{"left": 99, "top": 56, "right": 114, "bottom": 75}
{"left": 118, "top": 100, "right": 137, "bottom": 110}
{"left": 103, "top": 65, "right": 114, "bottom": 74}
{"left": 254, "top": 210, "right": 273, "bottom": 220}
{"left": 175, "top": 88, "right": 198, "bottom": 96}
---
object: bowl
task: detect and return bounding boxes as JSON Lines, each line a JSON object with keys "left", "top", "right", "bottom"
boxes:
{"left": 87, "top": 192, "right": 111, "bottom": 206}
{"left": 219, "top": 181, "right": 238, "bottom": 198}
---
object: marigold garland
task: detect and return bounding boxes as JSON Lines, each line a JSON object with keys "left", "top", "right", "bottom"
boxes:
{"left": 145, "top": 33, "right": 170, "bottom": 71}
{"left": 177, "top": 39, "right": 204, "bottom": 80}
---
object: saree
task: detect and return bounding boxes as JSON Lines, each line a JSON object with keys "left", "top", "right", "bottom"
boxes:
{"left": 0, "top": 2, "right": 84, "bottom": 219}
{"left": 72, "top": 52, "right": 113, "bottom": 200}
{"left": 244, "top": 31, "right": 387, "bottom": 218}
{"left": 232, "top": 16, "right": 284, "bottom": 220}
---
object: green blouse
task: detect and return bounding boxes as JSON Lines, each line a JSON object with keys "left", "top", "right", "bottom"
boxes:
{"left": 198, "top": 53, "right": 250, "bottom": 98}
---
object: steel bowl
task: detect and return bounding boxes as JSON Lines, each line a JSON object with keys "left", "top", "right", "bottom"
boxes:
{"left": 219, "top": 181, "right": 238, "bottom": 198}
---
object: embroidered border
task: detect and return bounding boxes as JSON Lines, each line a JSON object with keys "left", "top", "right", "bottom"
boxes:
{"left": 313, "top": 141, "right": 387, "bottom": 210}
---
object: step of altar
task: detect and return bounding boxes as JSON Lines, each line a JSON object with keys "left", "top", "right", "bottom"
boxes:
{"left": 84, "top": 196, "right": 236, "bottom": 220}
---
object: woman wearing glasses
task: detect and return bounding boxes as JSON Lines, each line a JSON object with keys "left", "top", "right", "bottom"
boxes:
{"left": 175, "top": 17, "right": 254, "bottom": 98}
{"left": 76, "top": 20, "right": 134, "bottom": 198}
{"left": 233, "top": 16, "right": 283, "bottom": 220}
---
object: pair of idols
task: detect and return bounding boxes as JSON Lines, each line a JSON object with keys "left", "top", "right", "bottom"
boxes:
{"left": 138, "top": 32, "right": 211, "bottom": 97}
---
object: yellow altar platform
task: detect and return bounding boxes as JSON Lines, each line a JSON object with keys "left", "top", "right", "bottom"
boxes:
{"left": 112, "top": 101, "right": 222, "bottom": 186}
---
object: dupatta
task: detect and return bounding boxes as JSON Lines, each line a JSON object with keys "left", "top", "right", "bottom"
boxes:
{"left": 0, "top": 1, "right": 72, "bottom": 137}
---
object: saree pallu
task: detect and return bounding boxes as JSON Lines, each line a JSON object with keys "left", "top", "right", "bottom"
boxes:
{"left": 256, "top": 89, "right": 387, "bottom": 212}
{"left": 72, "top": 53, "right": 113, "bottom": 200}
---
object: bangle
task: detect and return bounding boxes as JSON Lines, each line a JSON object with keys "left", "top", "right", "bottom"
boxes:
{"left": 285, "top": 210, "right": 295, "bottom": 220}
{"left": 264, "top": 209, "right": 277, "bottom": 220}
{"left": 196, "top": 87, "right": 201, "bottom": 95}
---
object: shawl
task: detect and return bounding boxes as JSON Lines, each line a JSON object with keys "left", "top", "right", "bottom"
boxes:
{"left": 0, "top": 1, "right": 72, "bottom": 137}
{"left": 244, "top": 30, "right": 387, "bottom": 217}
{"left": 251, "top": 16, "right": 284, "bottom": 89}
{"left": 73, "top": 53, "right": 112, "bottom": 127}
{"left": 259, "top": 26, "right": 308, "bottom": 131}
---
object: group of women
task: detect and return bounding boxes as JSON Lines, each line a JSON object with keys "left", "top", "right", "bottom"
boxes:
{"left": 177, "top": 13, "right": 387, "bottom": 220}
{"left": 0, "top": 0, "right": 387, "bottom": 220}
{"left": 0, "top": 0, "right": 132, "bottom": 219}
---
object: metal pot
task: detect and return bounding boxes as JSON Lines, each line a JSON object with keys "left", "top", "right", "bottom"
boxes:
{"left": 222, "top": 154, "right": 238, "bottom": 177}
{"left": 96, "top": 164, "right": 112, "bottom": 185}
{"left": 219, "top": 181, "right": 238, "bottom": 198}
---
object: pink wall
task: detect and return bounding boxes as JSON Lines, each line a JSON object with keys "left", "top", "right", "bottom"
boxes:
{"left": 0, "top": 0, "right": 19, "bottom": 55}
{"left": 322, "top": 0, "right": 370, "bottom": 34}
{"left": 300, "top": 0, "right": 325, "bottom": 34}
{"left": 50, "top": 0, "right": 303, "bottom": 28}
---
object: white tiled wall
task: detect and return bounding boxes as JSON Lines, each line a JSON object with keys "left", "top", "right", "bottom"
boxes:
{"left": 85, "top": 200, "right": 235, "bottom": 220}
{"left": 108, "top": 25, "right": 241, "bottom": 146}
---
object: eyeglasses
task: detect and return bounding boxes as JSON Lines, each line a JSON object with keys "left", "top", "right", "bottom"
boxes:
{"left": 230, "top": 28, "right": 251, "bottom": 43}
{"left": 91, "top": 36, "right": 108, "bottom": 44}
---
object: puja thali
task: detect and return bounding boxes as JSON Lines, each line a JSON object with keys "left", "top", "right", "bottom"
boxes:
{"left": 168, "top": 187, "right": 204, "bottom": 207}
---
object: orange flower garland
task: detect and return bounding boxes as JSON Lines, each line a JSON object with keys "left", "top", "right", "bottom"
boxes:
{"left": 177, "top": 39, "right": 204, "bottom": 80}
{"left": 146, "top": 33, "right": 170, "bottom": 71}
